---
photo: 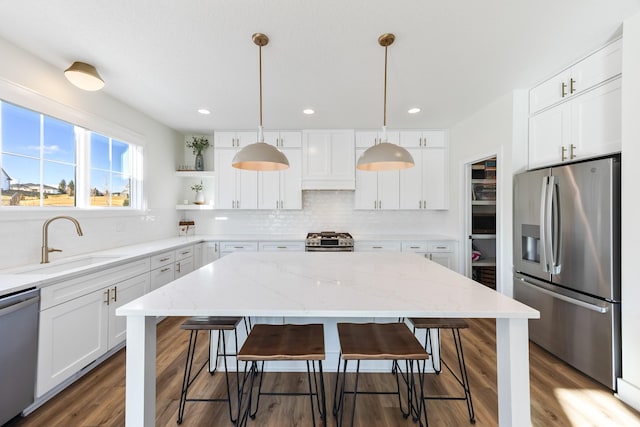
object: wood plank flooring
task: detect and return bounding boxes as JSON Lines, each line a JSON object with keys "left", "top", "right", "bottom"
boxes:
{"left": 7, "top": 317, "right": 640, "bottom": 426}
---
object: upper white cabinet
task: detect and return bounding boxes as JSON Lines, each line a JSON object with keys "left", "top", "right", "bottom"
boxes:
{"left": 263, "top": 131, "right": 303, "bottom": 148}
{"left": 214, "top": 130, "right": 259, "bottom": 148}
{"left": 398, "top": 131, "right": 448, "bottom": 210}
{"left": 355, "top": 130, "right": 401, "bottom": 148}
{"left": 302, "top": 130, "right": 355, "bottom": 190}
{"left": 529, "top": 39, "right": 622, "bottom": 114}
{"left": 214, "top": 148, "right": 258, "bottom": 209}
{"left": 258, "top": 146, "right": 302, "bottom": 210}
{"left": 528, "top": 39, "right": 622, "bottom": 169}
{"left": 354, "top": 147, "right": 399, "bottom": 210}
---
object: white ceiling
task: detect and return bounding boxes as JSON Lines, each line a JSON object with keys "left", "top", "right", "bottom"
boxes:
{"left": 0, "top": 0, "right": 638, "bottom": 135}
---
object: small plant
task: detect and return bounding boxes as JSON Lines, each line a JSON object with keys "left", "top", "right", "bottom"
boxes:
{"left": 186, "top": 136, "right": 210, "bottom": 155}
{"left": 191, "top": 181, "right": 203, "bottom": 192}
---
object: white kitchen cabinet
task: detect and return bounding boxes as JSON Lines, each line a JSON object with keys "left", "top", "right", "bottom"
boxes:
{"left": 258, "top": 147, "right": 302, "bottom": 210}
{"left": 355, "top": 130, "right": 400, "bottom": 148}
{"left": 354, "top": 241, "right": 402, "bottom": 252}
{"left": 258, "top": 241, "right": 305, "bottom": 252}
{"left": 174, "top": 245, "right": 194, "bottom": 279}
{"left": 302, "top": 130, "right": 355, "bottom": 190}
{"left": 149, "top": 250, "right": 175, "bottom": 292}
{"left": 214, "top": 130, "right": 259, "bottom": 148}
{"left": 202, "top": 241, "right": 220, "bottom": 265}
{"left": 529, "top": 77, "right": 621, "bottom": 169}
{"left": 398, "top": 135, "right": 448, "bottom": 210}
{"left": 401, "top": 241, "right": 457, "bottom": 271}
{"left": 215, "top": 148, "right": 258, "bottom": 209}
{"left": 354, "top": 148, "right": 399, "bottom": 210}
{"left": 529, "top": 39, "right": 622, "bottom": 114}
{"left": 37, "top": 259, "right": 151, "bottom": 397}
{"left": 263, "top": 131, "right": 302, "bottom": 148}
{"left": 219, "top": 241, "right": 259, "bottom": 257}
{"left": 107, "top": 273, "right": 150, "bottom": 349}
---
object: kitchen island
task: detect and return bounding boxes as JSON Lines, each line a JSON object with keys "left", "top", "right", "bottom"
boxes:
{"left": 117, "top": 251, "right": 539, "bottom": 426}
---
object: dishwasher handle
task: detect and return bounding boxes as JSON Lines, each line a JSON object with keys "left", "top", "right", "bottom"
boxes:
{"left": 0, "top": 290, "right": 40, "bottom": 317}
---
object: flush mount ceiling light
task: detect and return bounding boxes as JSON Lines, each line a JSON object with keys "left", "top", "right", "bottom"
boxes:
{"left": 357, "top": 33, "right": 414, "bottom": 172}
{"left": 63, "top": 61, "right": 105, "bottom": 91}
{"left": 232, "top": 33, "right": 289, "bottom": 171}
{"left": 303, "top": 108, "right": 315, "bottom": 115}
{"left": 198, "top": 108, "right": 211, "bottom": 115}
{"left": 408, "top": 107, "right": 421, "bottom": 114}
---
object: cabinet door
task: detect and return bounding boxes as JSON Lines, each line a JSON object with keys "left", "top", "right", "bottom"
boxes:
{"left": 528, "top": 103, "right": 570, "bottom": 169}
{"left": 354, "top": 148, "right": 379, "bottom": 210}
{"left": 422, "top": 147, "right": 447, "bottom": 210}
{"left": 237, "top": 168, "right": 258, "bottom": 209}
{"left": 399, "top": 148, "right": 423, "bottom": 209}
{"left": 37, "top": 290, "right": 109, "bottom": 397}
{"left": 175, "top": 256, "right": 194, "bottom": 279}
{"left": 280, "top": 148, "right": 302, "bottom": 209}
{"left": 570, "top": 39, "right": 622, "bottom": 96}
{"left": 378, "top": 170, "right": 399, "bottom": 210}
{"left": 235, "top": 131, "right": 258, "bottom": 148}
{"left": 399, "top": 130, "right": 423, "bottom": 148}
{"left": 214, "top": 131, "right": 238, "bottom": 148}
{"left": 108, "top": 273, "right": 150, "bottom": 349}
{"left": 355, "top": 131, "right": 380, "bottom": 148}
{"left": 150, "top": 264, "right": 175, "bottom": 292}
{"left": 571, "top": 78, "right": 621, "bottom": 160}
{"left": 258, "top": 167, "right": 280, "bottom": 210}
{"left": 193, "top": 243, "right": 203, "bottom": 269}
{"left": 429, "top": 252, "right": 454, "bottom": 270}
{"left": 279, "top": 131, "right": 302, "bottom": 148}
{"left": 422, "top": 131, "right": 446, "bottom": 148}
{"left": 529, "top": 69, "right": 571, "bottom": 114}
{"left": 203, "top": 242, "right": 220, "bottom": 264}
{"left": 215, "top": 149, "right": 237, "bottom": 209}
{"left": 302, "top": 130, "right": 355, "bottom": 189}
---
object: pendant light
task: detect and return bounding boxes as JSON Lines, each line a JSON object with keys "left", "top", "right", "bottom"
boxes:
{"left": 64, "top": 61, "right": 105, "bottom": 91}
{"left": 357, "top": 33, "right": 414, "bottom": 171}
{"left": 232, "top": 33, "right": 289, "bottom": 171}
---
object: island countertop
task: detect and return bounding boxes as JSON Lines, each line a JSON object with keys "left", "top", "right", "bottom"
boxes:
{"left": 117, "top": 252, "right": 538, "bottom": 319}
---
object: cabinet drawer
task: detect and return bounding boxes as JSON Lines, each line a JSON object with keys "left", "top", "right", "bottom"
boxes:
{"left": 401, "top": 241, "right": 429, "bottom": 252}
{"left": 258, "top": 242, "right": 305, "bottom": 252}
{"left": 175, "top": 245, "right": 194, "bottom": 261}
{"left": 354, "top": 241, "right": 402, "bottom": 252}
{"left": 40, "top": 258, "right": 151, "bottom": 310}
{"left": 428, "top": 242, "right": 454, "bottom": 252}
{"left": 150, "top": 251, "right": 175, "bottom": 270}
{"left": 219, "top": 242, "right": 259, "bottom": 253}
{"left": 150, "top": 264, "right": 175, "bottom": 291}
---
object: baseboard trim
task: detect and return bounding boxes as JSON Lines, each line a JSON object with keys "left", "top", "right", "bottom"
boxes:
{"left": 616, "top": 378, "right": 640, "bottom": 412}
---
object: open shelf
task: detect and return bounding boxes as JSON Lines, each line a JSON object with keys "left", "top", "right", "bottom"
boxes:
{"left": 175, "top": 171, "right": 216, "bottom": 178}
{"left": 472, "top": 257, "right": 496, "bottom": 267}
{"left": 471, "top": 234, "right": 496, "bottom": 239}
{"left": 472, "top": 200, "right": 496, "bottom": 206}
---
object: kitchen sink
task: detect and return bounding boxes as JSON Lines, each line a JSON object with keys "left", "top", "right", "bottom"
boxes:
{"left": 15, "top": 255, "right": 122, "bottom": 275}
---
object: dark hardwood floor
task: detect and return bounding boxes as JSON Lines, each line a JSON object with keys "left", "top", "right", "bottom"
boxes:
{"left": 7, "top": 317, "right": 640, "bottom": 426}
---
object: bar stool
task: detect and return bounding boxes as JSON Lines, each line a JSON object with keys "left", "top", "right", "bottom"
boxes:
{"left": 177, "top": 316, "right": 246, "bottom": 425}
{"left": 237, "top": 323, "right": 326, "bottom": 426}
{"left": 333, "top": 322, "right": 429, "bottom": 427}
{"left": 408, "top": 318, "right": 476, "bottom": 424}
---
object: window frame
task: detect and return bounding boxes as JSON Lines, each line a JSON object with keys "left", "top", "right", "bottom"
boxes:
{"left": 0, "top": 78, "right": 144, "bottom": 212}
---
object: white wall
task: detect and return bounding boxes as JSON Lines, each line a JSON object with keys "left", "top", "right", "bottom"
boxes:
{"left": 618, "top": 10, "right": 640, "bottom": 411}
{"left": 0, "top": 37, "right": 182, "bottom": 269}
{"left": 448, "top": 90, "right": 528, "bottom": 295}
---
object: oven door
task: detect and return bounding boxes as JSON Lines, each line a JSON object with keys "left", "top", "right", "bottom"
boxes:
{"left": 305, "top": 246, "right": 354, "bottom": 252}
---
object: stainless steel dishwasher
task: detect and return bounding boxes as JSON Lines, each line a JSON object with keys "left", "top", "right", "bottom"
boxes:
{"left": 0, "top": 287, "right": 40, "bottom": 425}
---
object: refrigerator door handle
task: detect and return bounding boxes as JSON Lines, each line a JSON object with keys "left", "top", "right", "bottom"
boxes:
{"left": 517, "top": 277, "right": 609, "bottom": 313}
{"left": 550, "top": 177, "right": 562, "bottom": 274}
{"left": 540, "top": 177, "right": 550, "bottom": 272}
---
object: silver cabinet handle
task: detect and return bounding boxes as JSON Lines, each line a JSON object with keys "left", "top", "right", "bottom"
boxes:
{"left": 517, "top": 278, "right": 608, "bottom": 313}
{"left": 409, "top": 246, "right": 420, "bottom": 249}
{"left": 569, "top": 144, "right": 576, "bottom": 160}
{"left": 159, "top": 257, "right": 170, "bottom": 262}
{"left": 104, "top": 289, "right": 110, "bottom": 305}
{"left": 160, "top": 267, "right": 171, "bottom": 273}
{"left": 374, "top": 200, "right": 377, "bottom": 209}
{"left": 112, "top": 286, "right": 117, "bottom": 302}
{"left": 180, "top": 251, "right": 190, "bottom": 255}
{"left": 176, "top": 262, "right": 181, "bottom": 273}
{"left": 236, "top": 200, "right": 240, "bottom": 209}
{"left": 214, "top": 243, "right": 218, "bottom": 251}
{"left": 372, "top": 246, "right": 383, "bottom": 249}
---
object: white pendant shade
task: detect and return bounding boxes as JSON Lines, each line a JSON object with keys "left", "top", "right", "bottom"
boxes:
{"left": 357, "top": 142, "right": 415, "bottom": 171}
{"left": 232, "top": 142, "right": 289, "bottom": 171}
{"left": 64, "top": 61, "right": 105, "bottom": 91}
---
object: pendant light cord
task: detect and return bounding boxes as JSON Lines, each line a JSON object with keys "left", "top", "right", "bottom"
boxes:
{"left": 259, "top": 43, "right": 263, "bottom": 128}
{"left": 383, "top": 44, "right": 388, "bottom": 128}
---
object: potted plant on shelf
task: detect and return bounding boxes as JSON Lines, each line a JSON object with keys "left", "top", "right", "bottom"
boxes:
{"left": 191, "top": 181, "right": 205, "bottom": 204}
{"left": 186, "top": 136, "right": 210, "bottom": 171}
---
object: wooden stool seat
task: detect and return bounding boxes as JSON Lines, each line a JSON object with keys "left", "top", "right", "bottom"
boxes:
{"left": 238, "top": 323, "right": 325, "bottom": 361}
{"left": 408, "top": 317, "right": 469, "bottom": 330}
{"left": 333, "top": 323, "right": 429, "bottom": 427}
{"left": 180, "top": 316, "right": 242, "bottom": 331}
{"left": 237, "top": 323, "right": 327, "bottom": 426}
{"left": 337, "top": 322, "right": 429, "bottom": 360}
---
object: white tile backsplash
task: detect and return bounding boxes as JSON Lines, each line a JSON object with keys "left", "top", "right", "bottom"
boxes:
{"left": 181, "top": 191, "right": 454, "bottom": 237}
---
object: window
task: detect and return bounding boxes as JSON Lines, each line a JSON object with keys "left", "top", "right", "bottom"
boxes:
{"left": 0, "top": 100, "right": 141, "bottom": 208}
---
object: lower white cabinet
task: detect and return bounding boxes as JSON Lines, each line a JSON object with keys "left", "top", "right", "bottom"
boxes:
{"left": 202, "top": 241, "right": 220, "bottom": 265}
{"left": 401, "top": 241, "right": 457, "bottom": 271}
{"left": 175, "top": 245, "right": 194, "bottom": 279}
{"left": 219, "top": 241, "right": 259, "bottom": 257}
{"left": 354, "top": 241, "right": 402, "bottom": 252}
{"left": 258, "top": 241, "right": 305, "bottom": 252}
{"left": 36, "top": 259, "right": 151, "bottom": 397}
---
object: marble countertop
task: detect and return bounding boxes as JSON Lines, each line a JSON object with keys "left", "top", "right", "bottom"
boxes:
{"left": 0, "top": 234, "right": 459, "bottom": 296}
{"left": 117, "top": 252, "right": 538, "bottom": 319}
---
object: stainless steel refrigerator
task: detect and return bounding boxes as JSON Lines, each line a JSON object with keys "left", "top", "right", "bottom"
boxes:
{"left": 513, "top": 156, "right": 621, "bottom": 390}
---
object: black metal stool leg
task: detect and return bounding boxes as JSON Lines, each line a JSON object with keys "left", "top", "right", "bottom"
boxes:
{"left": 452, "top": 328, "right": 475, "bottom": 424}
{"left": 177, "top": 330, "right": 198, "bottom": 424}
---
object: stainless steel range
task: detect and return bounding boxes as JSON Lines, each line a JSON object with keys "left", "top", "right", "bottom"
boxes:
{"left": 305, "top": 232, "right": 354, "bottom": 252}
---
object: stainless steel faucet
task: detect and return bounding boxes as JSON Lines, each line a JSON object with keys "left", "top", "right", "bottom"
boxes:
{"left": 41, "top": 216, "right": 84, "bottom": 263}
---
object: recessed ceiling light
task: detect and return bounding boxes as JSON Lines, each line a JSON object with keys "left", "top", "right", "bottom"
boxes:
{"left": 303, "top": 108, "right": 315, "bottom": 115}
{"left": 408, "top": 107, "right": 421, "bottom": 114}
{"left": 198, "top": 109, "right": 211, "bottom": 115}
